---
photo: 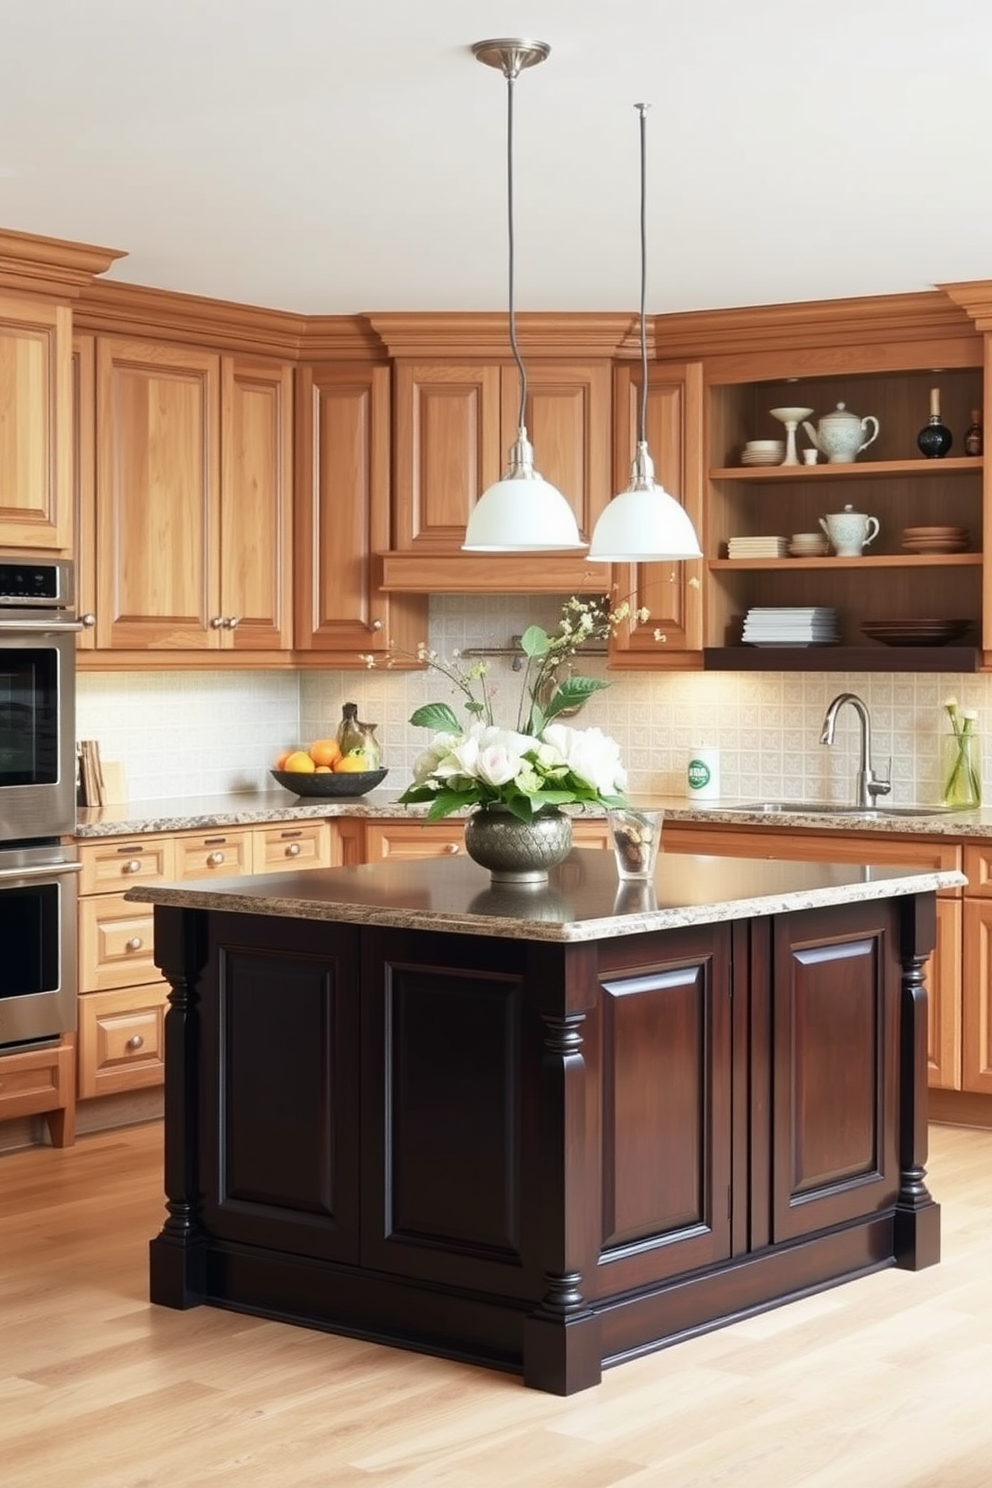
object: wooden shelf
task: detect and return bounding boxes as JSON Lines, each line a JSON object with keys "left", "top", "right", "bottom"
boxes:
{"left": 711, "top": 554, "right": 983, "bottom": 571}
{"left": 711, "top": 457, "right": 983, "bottom": 481}
{"left": 704, "top": 646, "right": 982, "bottom": 672}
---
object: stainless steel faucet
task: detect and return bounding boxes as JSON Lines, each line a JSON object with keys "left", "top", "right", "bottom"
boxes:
{"left": 820, "top": 692, "right": 892, "bottom": 809}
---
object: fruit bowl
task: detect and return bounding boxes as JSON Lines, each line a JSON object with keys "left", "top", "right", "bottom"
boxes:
{"left": 270, "top": 768, "right": 388, "bottom": 798}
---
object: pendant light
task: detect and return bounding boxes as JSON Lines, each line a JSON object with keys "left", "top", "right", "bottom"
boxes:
{"left": 588, "top": 104, "right": 702, "bottom": 563}
{"left": 462, "top": 39, "right": 585, "bottom": 553}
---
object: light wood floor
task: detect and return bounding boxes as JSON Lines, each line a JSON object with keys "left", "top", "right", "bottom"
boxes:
{"left": 2, "top": 1121, "right": 991, "bottom": 1488}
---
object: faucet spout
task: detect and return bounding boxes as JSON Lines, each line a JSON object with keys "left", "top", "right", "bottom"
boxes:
{"left": 820, "top": 692, "right": 891, "bottom": 808}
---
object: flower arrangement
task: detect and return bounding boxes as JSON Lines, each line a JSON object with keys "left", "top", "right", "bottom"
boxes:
{"left": 942, "top": 697, "right": 981, "bottom": 808}
{"left": 396, "top": 596, "right": 640, "bottom": 822}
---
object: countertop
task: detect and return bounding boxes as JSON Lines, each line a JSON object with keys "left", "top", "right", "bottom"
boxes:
{"left": 74, "top": 789, "right": 992, "bottom": 840}
{"left": 126, "top": 850, "right": 965, "bottom": 944}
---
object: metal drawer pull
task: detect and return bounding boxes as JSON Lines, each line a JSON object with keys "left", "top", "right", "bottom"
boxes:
{"left": 210, "top": 616, "right": 225, "bottom": 629}
{"left": 286, "top": 842, "right": 301, "bottom": 856}
{"left": 125, "top": 1035, "right": 144, "bottom": 1052}
{"left": 206, "top": 851, "right": 225, "bottom": 866}
{"left": 444, "top": 842, "right": 460, "bottom": 854}
{"left": 124, "top": 859, "right": 143, "bottom": 874}
{"left": 125, "top": 937, "right": 143, "bottom": 952}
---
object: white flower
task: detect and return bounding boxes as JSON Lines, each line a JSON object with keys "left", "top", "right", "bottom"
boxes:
{"left": 539, "top": 722, "right": 627, "bottom": 796}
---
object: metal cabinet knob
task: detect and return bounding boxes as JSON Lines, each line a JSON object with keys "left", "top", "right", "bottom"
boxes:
{"left": 225, "top": 616, "right": 240, "bottom": 630}
{"left": 81, "top": 613, "right": 96, "bottom": 629}
{"left": 286, "top": 842, "right": 301, "bottom": 857}
{"left": 371, "top": 618, "right": 383, "bottom": 632}
{"left": 443, "top": 842, "right": 460, "bottom": 854}
{"left": 210, "top": 616, "right": 224, "bottom": 629}
{"left": 125, "top": 937, "right": 143, "bottom": 952}
{"left": 124, "top": 859, "right": 142, "bottom": 874}
{"left": 206, "top": 850, "right": 225, "bottom": 867}
{"left": 125, "top": 1035, "right": 144, "bottom": 1052}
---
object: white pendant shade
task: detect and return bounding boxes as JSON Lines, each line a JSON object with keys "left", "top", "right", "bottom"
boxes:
{"left": 588, "top": 477, "right": 703, "bottom": 563}
{"left": 463, "top": 472, "right": 586, "bottom": 551}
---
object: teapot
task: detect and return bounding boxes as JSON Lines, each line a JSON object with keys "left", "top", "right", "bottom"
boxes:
{"left": 803, "top": 403, "right": 880, "bottom": 464}
{"left": 819, "top": 504, "right": 880, "bottom": 557}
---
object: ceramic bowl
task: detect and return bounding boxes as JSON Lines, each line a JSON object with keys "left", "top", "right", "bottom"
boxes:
{"left": 270, "top": 768, "right": 388, "bottom": 797}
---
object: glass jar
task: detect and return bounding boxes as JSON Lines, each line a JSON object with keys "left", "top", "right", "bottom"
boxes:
{"left": 942, "top": 730, "right": 981, "bottom": 809}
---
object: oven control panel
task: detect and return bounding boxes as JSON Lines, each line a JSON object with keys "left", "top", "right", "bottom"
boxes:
{"left": 0, "top": 559, "right": 74, "bottom": 608}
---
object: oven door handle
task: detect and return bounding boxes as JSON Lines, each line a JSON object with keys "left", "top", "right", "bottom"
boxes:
{"left": 0, "top": 861, "right": 83, "bottom": 882}
{"left": 0, "top": 618, "right": 85, "bottom": 633}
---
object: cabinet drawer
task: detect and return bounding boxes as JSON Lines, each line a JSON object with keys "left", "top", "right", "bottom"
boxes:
{"left": 174, "top": 828, "right": 252, "bottom": 880}
{"left": 571, "top": 820, "right": 611, "bottom": 851}
{"left": 77, "top": 836, "right": 175, "bottom": 895}
{"left": 365, "top": 820, "right": 465, "bottom": 861}
{"left": 79, "top": 892, "right": 161, "bottom": 992}
{"left": 77, "top": 984, "right": 168, "bottom": 1099}
{"left": 962, "top": 843, "right": 992, "bottom": 897}
{"left": 252, "top": 820, "right": 331, "bottom": 873}
{"left": 0, "top": 1040, "right": 72, "bottom": 1118}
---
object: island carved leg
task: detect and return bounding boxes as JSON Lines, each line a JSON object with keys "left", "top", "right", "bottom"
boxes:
{"left": 149, "top": 905, "right": 210, "bottom": 1308}
{"left": 895, "top": 893, "right": 940, "bottom": 1270}
{"left": 522, "top": 944, "right": 602, "bottom": 1395}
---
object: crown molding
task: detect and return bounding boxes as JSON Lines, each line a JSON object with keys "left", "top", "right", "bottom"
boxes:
{"left": 939, "top": 280, "right": 992, "bottom": 330}
{"left": 73, "top": 278, "right": 308, "bottom": 357}
{"left": 0, "top": 227, "right": 125, "bottom": 298}
{"left": 653, "top": 290, "right": 978, "bottom": 360}
{"left": 300, "top": 316, "right": 389, "bottom": 361}
{"left": 367, "top": 311, "right": 639, "bottom": 360}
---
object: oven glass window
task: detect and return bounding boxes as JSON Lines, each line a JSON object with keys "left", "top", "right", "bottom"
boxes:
{"left": 0, "top": 648, "right": 58, "bottom": 787}
{"left": 0, "top": 883, "right": 59, "bottom": 996}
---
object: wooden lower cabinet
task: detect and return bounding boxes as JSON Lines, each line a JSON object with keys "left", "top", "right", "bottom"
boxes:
{"left": 662, "top": 823, "right": 964, "bottom": 1091}
{"left": 0, "top": 1038, "right": 75, "bottom": 1147}
{"left": 77, "top": 984, "right": 168, "bottom": 1099}
{"left": 961, "top": 844, "right": 992, "bottom": 1096}
{"left": 364, "top": 816, "right": 611, "bottom": 862}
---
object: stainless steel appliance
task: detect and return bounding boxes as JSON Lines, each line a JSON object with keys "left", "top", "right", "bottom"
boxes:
{"left": 0, "top": 557, "right": 82, "bottom": 1051}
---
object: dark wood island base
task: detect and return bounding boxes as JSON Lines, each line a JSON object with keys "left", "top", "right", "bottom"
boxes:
{"left": 138, "top": 853, "right": 948, "bottom": 1395}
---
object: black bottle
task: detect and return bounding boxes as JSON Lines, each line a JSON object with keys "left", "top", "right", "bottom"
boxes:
{"left": 918, "top": 387, "right": 953, "bottom": 458}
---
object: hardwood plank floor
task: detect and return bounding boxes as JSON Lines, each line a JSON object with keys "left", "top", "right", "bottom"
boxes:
{"left": 2, "top": 1121, "right": 991, "bottom": 1487}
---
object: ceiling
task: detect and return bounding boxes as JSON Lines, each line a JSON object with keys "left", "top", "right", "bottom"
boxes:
{"left": 3, "top": 1, "right": 992, "bottom": 318}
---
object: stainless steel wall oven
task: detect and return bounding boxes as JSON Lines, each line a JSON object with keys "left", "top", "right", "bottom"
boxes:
{"left": 0, "top": 558, "right": 81, "bottom": 1051}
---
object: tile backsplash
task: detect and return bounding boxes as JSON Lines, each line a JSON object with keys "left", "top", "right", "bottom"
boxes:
{"left": 77, "top": 595, "right": 988, "bottom": 806}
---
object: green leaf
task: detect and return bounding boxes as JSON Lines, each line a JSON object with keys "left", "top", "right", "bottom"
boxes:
{"left": 424, "top": 790, "right": 476, "bottom": 821}
{"left": 541, "top": 675, "right": 609, "bottom": 723}
{"left": 409, "top": 702, "right": 461, "bottom": 733}
{"left": 519, "top": 625, "right": 551, "bottom": 659}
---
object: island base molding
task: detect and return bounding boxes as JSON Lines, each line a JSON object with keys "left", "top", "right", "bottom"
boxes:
{"left": 147, "top": 889, "right": 940, "bottom": 1396}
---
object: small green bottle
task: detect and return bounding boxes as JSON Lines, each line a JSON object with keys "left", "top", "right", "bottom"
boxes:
{"left": 336, "top": 702, "right": 365, "bottom": 759}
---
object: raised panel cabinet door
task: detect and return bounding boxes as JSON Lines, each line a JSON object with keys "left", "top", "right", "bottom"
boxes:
{"left": 295, "top": 363, "right": 425, "bottom": 660}
{"left": 962, "top": 898, "right": 992, "bottom": 1094}
{"left": 929, "top": 898, "right": 962, "bottom": 1091}
{"left": 0, "top": 295, "right": 72, "bottom": 550}
{"left": 392, "top": 361, "right": 502, "bottom": 550}
{"left": 76, "top": 983, "right": 168, "bottom": 1099}
{"left": 608, "top": 361, "right": 705, "bottom": 668}
{"left": 499, "top": 361, "right": 612, "bottom": 543}
{"left": 73, "top": 334, "right": 97, "bottom": 646}
{"left": 95, "top": 338, "right": 220, "bottom": 648}
{"left": 219, "top": 357, "right": 293, "bottom": 650}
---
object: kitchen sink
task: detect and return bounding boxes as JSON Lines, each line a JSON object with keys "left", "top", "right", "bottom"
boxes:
{"left": 713, "top": 801, "right": 963, "bottom": 819}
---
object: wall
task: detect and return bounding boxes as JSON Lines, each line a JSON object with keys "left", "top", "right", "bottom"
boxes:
{"left": 77, "top": 595, "right": 988, "bottom": 807}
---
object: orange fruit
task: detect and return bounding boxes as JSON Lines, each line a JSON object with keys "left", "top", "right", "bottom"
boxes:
{"left": 314, "top": 765, "right": 332, "bottom": 773}
{"left": 333, "top": 751, "right": 369, "bottom": 773}
{"left": 309, "top": 738, "right": 342, "bottom": 768}
{"left": 282, "top": 749, "right": 317, "bottom": 773}
{"left": 274, "top": 748, "right": 294, "bottom": 769}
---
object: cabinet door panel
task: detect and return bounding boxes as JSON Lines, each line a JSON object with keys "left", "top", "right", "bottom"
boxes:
{"left": 220, "top": 357, "right": 292, "bottom": 649}
{"left": 77, "top": 984, "right": 167, "bottom": 1099}
{"left": 608, "top": 362, "right": 705, "bottom": 665}
{"left": 364, "top": 821, "right": 465, "bottom": 861}
{"left": 500, "top": 362, "right": 611, "bottom": 542}
{"left": 393, "top": 362, "right": 501, "bottom": 549}
{"left": 96, "top": 339, "right": 220, "bottom": 648}
{"left": 0, "top": 297, "right": 72, "bottom": 549}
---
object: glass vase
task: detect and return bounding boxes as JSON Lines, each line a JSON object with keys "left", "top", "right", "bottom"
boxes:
{"left": 941, "top": 731, "right": 981, "bottom": 809}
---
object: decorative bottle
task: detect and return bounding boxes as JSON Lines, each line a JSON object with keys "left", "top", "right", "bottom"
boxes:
{"left": 917, "top": 387, "right": 953, "bottom": 459}
{"left": 336, "top": 702, "right": 365, "bottom": 759}
{"left": 964, "top": 409, "right": 983, "bottom": 457}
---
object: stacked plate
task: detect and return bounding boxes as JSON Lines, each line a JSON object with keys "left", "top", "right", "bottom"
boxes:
{"left": 901, "top": 525, "right": 969, "bottom": 554}
{"left": 788, "top": 531, "right": 830, "bottom": 558}
{"left": 727, "top": 535, "right": 789, "bottom": 559}
{"left": 742, "top": 607, "right": 840, "bottom": 646}
{"left": 740, "top": 439, "right": 785, "bottom": 467}
{"left": 860, "top": 618, "right": 972, "bottom": 647}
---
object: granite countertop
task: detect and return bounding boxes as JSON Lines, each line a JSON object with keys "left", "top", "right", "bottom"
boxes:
{"left": 75, "top": 789, "right": 992, "bottom": 840}
{"left": 126, "top": 850, "right": 965, "bottom": 944}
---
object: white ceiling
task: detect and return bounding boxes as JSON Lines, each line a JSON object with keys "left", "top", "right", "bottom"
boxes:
{"left": 3, "top": 1, "right": 992, "bottom": 318}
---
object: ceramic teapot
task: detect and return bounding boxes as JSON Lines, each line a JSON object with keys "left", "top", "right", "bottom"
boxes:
{"left": 803, "top": 403, "right": 880, "bottom": 464}
{"left": 819, "top": 504, "right": 880, "bottom": 556}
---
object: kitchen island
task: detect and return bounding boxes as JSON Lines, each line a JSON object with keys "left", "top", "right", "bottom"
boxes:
{"left": 130, "top": 847, "right": 963, "bottom": 1395}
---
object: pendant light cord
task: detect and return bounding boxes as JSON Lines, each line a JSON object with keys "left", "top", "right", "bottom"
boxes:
{"left": 637, "top": 102, "right": 649, "bottom": 448}
{"left": 505, "top": 67, "right": 528, "bottom": 432}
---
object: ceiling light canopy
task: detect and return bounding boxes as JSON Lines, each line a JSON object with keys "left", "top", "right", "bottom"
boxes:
{"left": 462, "top": 39, "right": 585, "bottom": 554}
{"left": 588, "top": 105, "right": 702, "bottom": 564}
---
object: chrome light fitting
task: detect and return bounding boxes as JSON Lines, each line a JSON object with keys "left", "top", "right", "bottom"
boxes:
{"left": 462, "top": 38, "right": 585, "bottom": 553}
{"left": 588, "top": 104, "right": 702, "bottom": 563}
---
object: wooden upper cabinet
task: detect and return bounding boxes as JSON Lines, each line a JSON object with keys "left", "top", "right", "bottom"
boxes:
{"left": 0, "top": 295, "right": 73, "bottom": 551}
{"left": 384, "top": 357, "right": 613, "bottom": 594}
{"left": 295, "top": 362, "right": 425, "bottom": 664}
{"left": 93, "top": 339, "right": 292, "bottom": 652}
{"left": 608, "top": 360, "right": 705, "bottom": 668}
{"left": 73, "top": 333, "right": 97, "bottom": 647}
